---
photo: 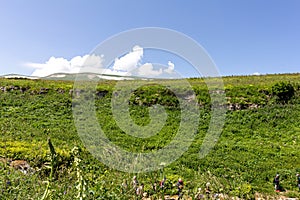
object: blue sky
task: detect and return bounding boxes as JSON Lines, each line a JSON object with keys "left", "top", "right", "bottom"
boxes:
{"left": 0, "top": 0, "right": 299, "bottom": 77}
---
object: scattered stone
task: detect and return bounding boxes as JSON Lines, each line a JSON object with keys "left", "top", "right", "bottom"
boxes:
{"left": 184, "top": 94, "right": 196, "bottom": 102}
{"left": 56, "top": 88, "right": 65, "bottom": 94}
{"left": 20, "top": 86, "right": 28, "bottom": 93}
{"left": 39, "top": 88, "right": 49, "bottom": 94}
{"left": 69, "top": 89, "right": 73, "bottom": 96}
{"left": 0, "top": 86, "right": 6, "bottom": 92}
{"left": 96, "top": 90, "right": 108, "bottom": 98}
{"left": 30, "top": 90, "right": 37, "bottom": 95}
{"left": 70, "top": 89, "right": 84, "bottom": 97}
{"left": 10, "top": 160, "right": 32, "bottom": 174}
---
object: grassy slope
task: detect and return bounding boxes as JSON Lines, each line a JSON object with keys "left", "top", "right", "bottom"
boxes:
{"left": 0, "top": 73, "right": 299, "bottom": 199}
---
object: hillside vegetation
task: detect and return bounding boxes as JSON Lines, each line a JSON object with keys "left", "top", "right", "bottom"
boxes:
{"left": 0, "top": 73, "right": 299, "bottom": 199}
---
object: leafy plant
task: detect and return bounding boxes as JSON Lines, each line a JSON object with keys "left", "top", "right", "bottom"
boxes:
{"left": 41, "top": 138, "right": 58, "bottom": 200}
{"left": 71, "top": 146, "right": 87, "bottom": 200}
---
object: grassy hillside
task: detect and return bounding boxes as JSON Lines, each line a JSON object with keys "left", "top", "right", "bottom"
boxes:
{"left": 0, "top": 73, "right": 299, "bottom": 199}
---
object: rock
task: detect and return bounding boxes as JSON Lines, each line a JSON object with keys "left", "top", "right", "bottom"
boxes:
{"left": 20, "top": 86, "right": 28, "bottom": 93}
{"left": 96, "top": 90, "right": 108, "bottom": 98}
{"left": 39, "top": 88, "right": 49, "bottom": 94}
{"left": 10, "top": 160, "right": 32, "bottom": 174}
{"left": 56, "top": 88, "right": 65, "bottom": 94}
{"left": 0, "top": 86, "right": 6, "bottom": 92}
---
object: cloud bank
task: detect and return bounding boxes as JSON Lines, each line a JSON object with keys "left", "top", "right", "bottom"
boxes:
{"left": 27, "top": 55, "right": 103, "bottom": 77}
{"left": 28, "top": 46, "right": 175, "bottom": 77}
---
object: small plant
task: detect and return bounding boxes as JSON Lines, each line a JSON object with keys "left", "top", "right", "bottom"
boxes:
{"left": 41, "top": 138, "right": 58, "bottom": 200}
{"left": 71, "top": 146, "right": 87, "bottom": 200}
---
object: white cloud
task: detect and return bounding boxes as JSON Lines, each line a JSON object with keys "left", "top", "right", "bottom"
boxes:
{"left": 253, "top": 72, "right": 261, "bottom": 75}
{"left": 164, "top": 61, "right": 175, "bottom": 74}
{"left": 26, "top": 45, "right": 176, "bottom": 78}
{"left": 110, "top": 48, "right": 175, "bottom": 77}
{"left": 138, "top": 63, "right": 163, "bottom": 76}
{"left": 27, "top": 54, "right": 103, "bottom": 77}
{"left": 112, "top": 45, "right": 143, "bottom": 72}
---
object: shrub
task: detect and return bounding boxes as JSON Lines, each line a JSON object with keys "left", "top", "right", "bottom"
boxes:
{"left": 271, "top": 82, "right": 295, "bottom": 103}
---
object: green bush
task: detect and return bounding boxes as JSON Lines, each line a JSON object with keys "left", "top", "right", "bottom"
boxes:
{"left": 271, "top": 82, "right": 295, "bottom": 103}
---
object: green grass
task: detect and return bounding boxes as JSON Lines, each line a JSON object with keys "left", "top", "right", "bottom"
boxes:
{"left": 0, "top": 73, "right": 299, "bottom": 199}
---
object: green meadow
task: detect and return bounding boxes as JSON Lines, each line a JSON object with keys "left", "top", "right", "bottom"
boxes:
{"left": 0, "top": 73, "right": 299, "bottom": 199}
